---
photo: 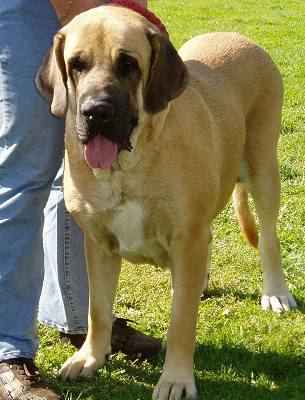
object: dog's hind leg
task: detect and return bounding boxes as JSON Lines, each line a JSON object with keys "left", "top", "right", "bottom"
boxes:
{"left": 242, "top": 99, "right": 297, "bottom": 311}
{"left": 247, "top": 159, "right": 296, "bottom": 312}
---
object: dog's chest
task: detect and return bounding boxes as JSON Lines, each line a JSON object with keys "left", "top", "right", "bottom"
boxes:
{"left": 107, "top": 201, "right": 169, "bottom": 266}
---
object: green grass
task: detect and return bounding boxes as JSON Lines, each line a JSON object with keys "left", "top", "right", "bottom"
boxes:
{"left": 37, "top": 1, "right": 305, "bottom": 399}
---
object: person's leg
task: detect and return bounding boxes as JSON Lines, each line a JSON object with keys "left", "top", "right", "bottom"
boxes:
{"left": 0, "top": 0, "right": 63, "bottom": 362}
{"left": 38, "top": 164, "right": 89, "bottom": 335}
{"left": 0, "top": 2, "right": 65, "bottom": 399}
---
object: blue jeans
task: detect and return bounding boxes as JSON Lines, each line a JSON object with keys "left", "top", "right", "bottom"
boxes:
{"left": 0, "top": 0, "right": 88, "bottom": 361}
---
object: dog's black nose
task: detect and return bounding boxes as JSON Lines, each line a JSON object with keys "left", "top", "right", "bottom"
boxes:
{"left": 81, "top": 101, "right": 115, "bottom": 125}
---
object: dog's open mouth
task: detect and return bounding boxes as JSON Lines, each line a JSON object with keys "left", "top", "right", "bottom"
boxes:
{"left": 84, "top": 135, "right": 118, "bottom": 169}
{"left": 83, "top": 120, "right": 137, "bottom": 170}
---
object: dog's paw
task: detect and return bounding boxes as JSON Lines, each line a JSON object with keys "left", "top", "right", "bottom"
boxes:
{"left": 59, "top": 349, "right": 106, "bottom": 381}
{"left": 261, "top": 292, "right": 297, "bottom": 312}
{"left": 152, "top": 370, "right": 197, "bottom": 400}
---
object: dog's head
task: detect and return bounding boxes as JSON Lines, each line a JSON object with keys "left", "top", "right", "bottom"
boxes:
{"left": 36, "top": 6, "right": 188, "bottom": 169}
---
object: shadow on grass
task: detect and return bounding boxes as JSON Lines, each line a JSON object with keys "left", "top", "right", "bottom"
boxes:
{"left": 202, "top": 288, "right": 305, "bottom": 312}
{"left": 48, "top": 288, "right": 305, "bottom": 400}
{"left": 202, "top": 287, "right": 260, "bottom": 302}
{"left": 195, "top": 343, "right": 305, "bottom": 399}
{"left": 49, "top": 341, "right": 305, "bottom": 400}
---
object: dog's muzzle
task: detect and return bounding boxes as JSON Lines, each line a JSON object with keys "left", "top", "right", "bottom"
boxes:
{"left": 78, "top": 96, "right": 137, "bottom": 145}
{"left": 78, "top": 96, "right": 138, "bottom": 170}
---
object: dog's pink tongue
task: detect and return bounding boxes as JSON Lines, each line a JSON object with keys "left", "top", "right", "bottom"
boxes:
{"left": 84, "top": 135, "right": 118, "bottom": 169}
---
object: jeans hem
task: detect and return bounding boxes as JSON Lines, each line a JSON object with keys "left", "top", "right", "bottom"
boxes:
{"left": 38, "top": 319, "right": 87, "bottom": 335}
{"left": 0, "top": 350, "right": 35, "bottom": 362}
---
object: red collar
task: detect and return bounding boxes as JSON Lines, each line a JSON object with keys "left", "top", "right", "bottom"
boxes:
{"left": 104, "top": 0, "right": 169, "bottom": 36}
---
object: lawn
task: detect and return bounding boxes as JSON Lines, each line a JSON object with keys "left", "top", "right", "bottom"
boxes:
{"left": 37, "top": 1, "right": 305, "bottom": 399}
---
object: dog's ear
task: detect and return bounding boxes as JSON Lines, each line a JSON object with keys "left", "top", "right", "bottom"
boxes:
{"left": 35, "top": 32, "right": 68, "bottom": 117}
{"left": 144, "top": 29, "right": 189, "bottom": 114}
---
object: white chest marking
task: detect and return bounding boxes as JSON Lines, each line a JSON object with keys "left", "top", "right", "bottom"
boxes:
{"left": 109, "top": 201, "right": 145, "bottom": 254}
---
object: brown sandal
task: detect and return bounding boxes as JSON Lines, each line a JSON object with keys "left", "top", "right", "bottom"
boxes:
{"left": 0, "top": 358, "right": 60, "bottom": 400}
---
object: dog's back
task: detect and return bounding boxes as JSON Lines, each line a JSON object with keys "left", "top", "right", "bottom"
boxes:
{"left": 177, "top": 32, "right": 283, "bottom": 213}
{"left": 179, "top": 32, "right": 283, "bottom": 116}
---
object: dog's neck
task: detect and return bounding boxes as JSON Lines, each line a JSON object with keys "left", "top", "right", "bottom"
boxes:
{"left": 104, "top": 0, "right": 169, "bottom": 36}
{"left": 116, "top": 105, "right": 170, "bottom": 172}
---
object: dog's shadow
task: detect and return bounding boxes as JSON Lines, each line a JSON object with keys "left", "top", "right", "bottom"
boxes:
{"left": 55, "top": 339, "right": 304, "bottom": 400}
{"left": 53, "top": 289, "right": 304, "bottom": 399}
{"left": 194, "top": 342, "right": 305, "bottom": 399}
{"left": 202, "top": 287, "right": 260, "bottom": 302}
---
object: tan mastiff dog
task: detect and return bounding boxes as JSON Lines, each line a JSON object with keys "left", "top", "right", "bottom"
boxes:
{"left": 36, "top": 4, "right": 297, "bottom": 399}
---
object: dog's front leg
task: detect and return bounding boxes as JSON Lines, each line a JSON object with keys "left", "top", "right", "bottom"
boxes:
{"left": 60, "top": 235, "right": 121, "bottom": 380}
{"left": 153, "top": 227, "right": 211, "bottom": 400}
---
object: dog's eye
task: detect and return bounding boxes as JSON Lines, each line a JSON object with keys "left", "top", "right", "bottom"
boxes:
{"left": 69, "top": 57, "right": 86, "bottom": 73}
{"left": 124, "top": 58, "right": 139, "bottom": 72}
{"left": 119, "top": 55, "right": 140, "bottom": 75}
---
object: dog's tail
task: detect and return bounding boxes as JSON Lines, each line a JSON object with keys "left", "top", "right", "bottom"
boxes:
{"left": 233, "top": 182, "right": 258, "bottom": 249}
